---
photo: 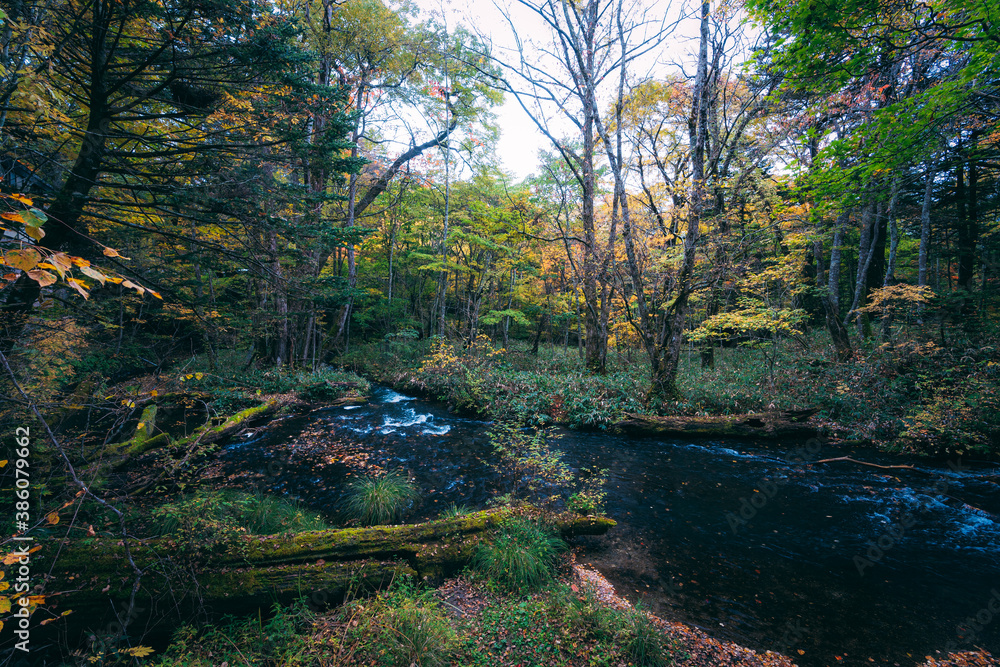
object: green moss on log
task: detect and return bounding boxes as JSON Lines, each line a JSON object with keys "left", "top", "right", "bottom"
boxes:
{"left": 125, "top": 432, "right": 171, "bottom": 456}
{"left": 615, "top": 412, "right": 819, "bottom": 439}
{"left": 41, "top": 507, "right": 614, "bottom": 635}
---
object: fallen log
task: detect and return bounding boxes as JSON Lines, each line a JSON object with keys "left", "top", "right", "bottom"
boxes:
{"left": 113, "top": 400, "right": 284, "bottom": 489}
{"left": 615, "top": 411, "right": 820, "bottom": 439}
{"left": 40, "top": 507, "right": 615, "bottom": 632}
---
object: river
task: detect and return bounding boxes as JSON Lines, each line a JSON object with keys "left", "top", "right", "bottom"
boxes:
{"left": 219, "top": 386, "right": 1000, "bottom": 667}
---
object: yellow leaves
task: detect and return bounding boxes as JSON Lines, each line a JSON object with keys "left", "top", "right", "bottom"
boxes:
{"left": 27, "top": 269, "right": 56, "bottom": 286}
{"left": 66, "top": 277, "right": 89, "bottom": 299}
{"left": 0, "top": 460, "right": 6, "bottom": 467}
{"left": 121, "top": 279, "right": 145, "bottom": 296}
{"left": 8, "top": 193, "right": 32, "bottom": 205}
{"left": 101, "top": 246, "right": 130, "bottom": 259}
{"left": 1, "top": 211, "right": 23, "bottom": 223}
{"left": 122, "top": 646, "right": 155, "bottom": 658}
{"left": 47, "top": 252, "right": 72, "bottom": 276}
{"left": 859, "top": 284, "right": 934, "bottom": 315}
{"left": 3, "top": 248, "right": 40, "bottom": 271}
{"left": 0, "top": 597, "right": 10, "bottom": 614}
{"left": 46, "top": 512, "right": 60, "bottom": 525}
{"left": 25, "top": 225, "right": 44, "bottom": 241}
{"left": 79, "top": 265, "right": 106, "bottom": 285}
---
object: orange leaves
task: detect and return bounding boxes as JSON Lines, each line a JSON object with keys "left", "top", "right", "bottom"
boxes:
{"left": 2, "top": 546, "right": 40, "bottom": 565}
{"left": 1, "top": 242, "right": 155, "bottom": 298}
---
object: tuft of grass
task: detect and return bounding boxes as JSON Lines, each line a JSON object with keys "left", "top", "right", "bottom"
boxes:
{"left": 439, "top": 503, "right": 472, "bottom": 519}
{"left": 471, "top": 518, "right": 565, "bottom": 592}
{"left": 341, "top": 470, "right": 418, "bottom": 526}
{"left": 622, "top": 605, "right": 671, "bottom": 667}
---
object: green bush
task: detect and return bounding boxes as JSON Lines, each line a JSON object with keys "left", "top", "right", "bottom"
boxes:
{"left": 378, "top": 582, "right": 456, "bottom": 667}
{"left": 471, "top": 518, "right": 565, "bottom": 592}
{"left": 340, "top": 470, "right": 418, "bottom": 526}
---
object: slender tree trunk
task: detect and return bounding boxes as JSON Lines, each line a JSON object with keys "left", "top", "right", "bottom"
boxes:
{"left": 883, "top": 177, "right": 901, "bottom": 285}
{"left": 919, "top": 163, "right": 934, "bottom": 287}
{"left": 648, "top": 0, "right": 709, "bottom": 401}
{"left": 849, "top": 198, "right": 878, "bottom": 324}
{"left": 270, "top": 231, "right": 289, "bottom": 367}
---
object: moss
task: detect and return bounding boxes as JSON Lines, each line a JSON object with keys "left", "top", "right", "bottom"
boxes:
{"left": 125, "top": 432, "right": 171, "bottom": 456}
{"left": 40, "top": 506, "right": 612, "bottom": 635}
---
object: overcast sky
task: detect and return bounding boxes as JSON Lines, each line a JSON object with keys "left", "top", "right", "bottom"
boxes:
{"left": 410, "top": 0, "right": 702, "bottom": 182}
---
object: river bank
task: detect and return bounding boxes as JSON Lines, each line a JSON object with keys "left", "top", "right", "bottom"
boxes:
{"left": 339, "top": 336, "right": 1000, "bottom": 459}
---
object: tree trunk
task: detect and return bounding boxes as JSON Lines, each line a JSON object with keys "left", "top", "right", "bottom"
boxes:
{"left": 823, "top": 212, "right": 852, "bottom": 360}
{"left": 616, "top": 410, "right": 820, "bottom": 439}
{"left": 883, "top": 177, "right": 901, "bottom": 286}
{"left": 919, "top": 162, "right": 934, "bottom": 288}
{"left": 648, "top": 0, "right": 709, "bottom": 402}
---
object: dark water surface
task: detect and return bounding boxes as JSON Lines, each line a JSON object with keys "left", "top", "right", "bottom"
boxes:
{"left": 219, "top": 387, "right": 1000, "bottom": 667}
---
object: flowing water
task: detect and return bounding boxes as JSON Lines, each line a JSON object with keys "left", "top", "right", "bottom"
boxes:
{"left": 219, "top": 387, "right": 1000, "bottom": 667}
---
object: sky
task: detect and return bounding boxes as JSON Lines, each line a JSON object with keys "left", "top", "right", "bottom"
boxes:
{"left": 411, "top": 0, "right": 702, "bottom": 183}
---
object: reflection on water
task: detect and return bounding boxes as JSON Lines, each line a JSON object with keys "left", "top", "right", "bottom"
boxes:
{"left": 219, "top": 387, "right": 1000, "bottom": 667}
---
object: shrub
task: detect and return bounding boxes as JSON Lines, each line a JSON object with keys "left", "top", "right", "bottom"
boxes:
{"left": 341, "top": 470, "right": 418, "bottom": 526}
{"left": 471, "top": 518, "right": 565, "bottom": 592}
{"left": 152, "top": 600, "right": 317, "bottom": 666}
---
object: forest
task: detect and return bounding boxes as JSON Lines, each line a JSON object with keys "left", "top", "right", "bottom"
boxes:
{"left": 0, "top": 0, "right": 998, "bottom": 664}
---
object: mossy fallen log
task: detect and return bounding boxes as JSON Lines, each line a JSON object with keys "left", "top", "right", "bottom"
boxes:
{"left": 112, "top": 400, "right": 280, "bottom": 481}
{"left": 615, "top": 410, "right": 820, "bottom": 439}
{"left": 43, "top": 508, "right": 615, "bottom": 632}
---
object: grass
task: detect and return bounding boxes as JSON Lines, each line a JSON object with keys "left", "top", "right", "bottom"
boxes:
{"left": 340, "top": 470, "right": 419, "bottom": 526}
{"left": 470, "top": 518, "right": 566, "bottom": 592}
{"left": 151, "top": 489, "right": 329, "bottom": 544}
{"left": 439, "top": 503, "right": 472, "bottom": 518}
{"left": 145, "top": 575, "right": 679, "bottom": 667}
{"left": 306, "top": 577, "right": 678, "bottom": 667}
{"left": 374, "top": 579, "right": 457, "bottom": 667}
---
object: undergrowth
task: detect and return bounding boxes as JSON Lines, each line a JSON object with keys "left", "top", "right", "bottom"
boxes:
{"left": 341, "top": 329, "right": 1000, "bottom": 457}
